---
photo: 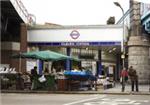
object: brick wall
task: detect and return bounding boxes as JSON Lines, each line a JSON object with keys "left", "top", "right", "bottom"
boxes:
{"left": 1, "top": 50, "right": 20, "bottom": 72}
{"left": 20, "top": 23, "right": 27, "bottom": 73}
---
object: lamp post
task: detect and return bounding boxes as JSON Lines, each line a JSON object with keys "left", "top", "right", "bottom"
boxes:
{"left": 114, "top": 2, "right": 125, "bottom": 68}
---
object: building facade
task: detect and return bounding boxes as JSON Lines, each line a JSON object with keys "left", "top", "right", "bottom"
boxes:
{"left": 1, "top": 0, "right": 150, "bottom": 83}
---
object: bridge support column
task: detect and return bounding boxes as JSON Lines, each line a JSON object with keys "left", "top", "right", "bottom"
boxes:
{"left": 128, "top": 36, "right": 150, "bottom": 84}
{"left": 20, "top": 23, "right": 27, "bottom": 73}
{"left": 128, "top": 0, "right": 150, "bottom": 84}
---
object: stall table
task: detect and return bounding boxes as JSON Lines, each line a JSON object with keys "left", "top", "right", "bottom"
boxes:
{"left": 64, "top": 71, "right": 97, "bottom": 91}
{"left": 32, "top": 75, "right": 55, "bottom": 90}
{"left": 0, "top": 73, "right": 24, "bottom": 90}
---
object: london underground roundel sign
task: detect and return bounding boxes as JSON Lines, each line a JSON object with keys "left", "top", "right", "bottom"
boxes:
{"left": 70, "top": 30, "right": 80, "bottom": 39}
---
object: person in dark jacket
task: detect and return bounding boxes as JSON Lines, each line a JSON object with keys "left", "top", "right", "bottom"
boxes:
{"left": 31, "top": 66, "right": 38, "bottom": 76}
{"left": 128, "top": 66, "right": 139, "bottom": 92}
{"left": 31, "top": 66, "right": 38, "bottom": 90}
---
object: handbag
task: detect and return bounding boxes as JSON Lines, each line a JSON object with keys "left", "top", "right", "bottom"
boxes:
{"left": 120, "top": 77, "right": 123, "bottom": 83}
{"left": 38, "top": 75, "right": 46, "bottom": 82}
{"left": 125, "top": 76, "right": 128, "bottom": 81}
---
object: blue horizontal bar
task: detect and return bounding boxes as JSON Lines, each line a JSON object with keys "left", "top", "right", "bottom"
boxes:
{"left": 28, "top": 42, "right": 121, "bottom": 46}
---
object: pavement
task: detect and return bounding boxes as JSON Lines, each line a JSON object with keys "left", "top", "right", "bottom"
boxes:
{"left": 1, "top": 83, "right": 150, "bottom": 95}
{"left": 101, "top": 83, "right": 150, "bottom": 95}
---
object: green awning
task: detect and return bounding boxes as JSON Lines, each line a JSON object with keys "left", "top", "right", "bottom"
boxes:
{"left": 12, "top": 50, "right": 80, "bottom": 61}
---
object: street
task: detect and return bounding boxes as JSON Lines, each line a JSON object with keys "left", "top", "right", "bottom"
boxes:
{"left": 1, "top": 93, "right": 150, "bottom": 105}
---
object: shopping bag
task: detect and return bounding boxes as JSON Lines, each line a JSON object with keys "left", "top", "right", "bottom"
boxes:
{"left": 120, "top": 77, "right": 123, "bottom": 83}
{"left": 125, "top": 76, "right": 128, "bottom": 81}
{"left": 38, "top": 75, "right": 46, "bottom": 82}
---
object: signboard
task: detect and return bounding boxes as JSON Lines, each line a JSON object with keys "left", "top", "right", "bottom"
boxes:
{"left": 136, "top": 0, "right": 150, "bottom": 4}
{"left": 145, "top": 20, "right": 150, "bottom": 33}
{"left": 141, "top": 2, "right": 150, "bottom": 16}
{"left": 70, "top": 30, "right": 80, "bottom": 39}
{"left": 26, "top": 60, "right": 37, "bottom": 72}
{"left": 29, "top": 42, "right": 121, "bottom": 46}
{"left": 141, "top": 2, "right": 150, "bottom": 34}
{"left": 108, "top": 66, "right": 114, "bottom": 74}
{"left": 28, "top": 25, "right": 124, "bottom": 46}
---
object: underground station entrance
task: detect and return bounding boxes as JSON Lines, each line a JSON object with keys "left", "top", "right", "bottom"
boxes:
{"left": 27, "top": 25, "right": 124, "bottom": 90}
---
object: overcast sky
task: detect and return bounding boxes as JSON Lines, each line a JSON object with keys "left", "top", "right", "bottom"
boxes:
{"left": 21, "top": 0, "right": 149, "bottom": 25}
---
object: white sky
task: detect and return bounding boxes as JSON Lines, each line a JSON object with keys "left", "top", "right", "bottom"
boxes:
{"left": 21, "top": 0, "right": 149, "bottom": 25}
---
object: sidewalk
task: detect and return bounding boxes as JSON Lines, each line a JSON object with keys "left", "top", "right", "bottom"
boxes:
{"left": 1, "top": 83, "right": 150, "bottom": 95}
{"left": 101, "top": 83, "right": 150, "bottom": 95}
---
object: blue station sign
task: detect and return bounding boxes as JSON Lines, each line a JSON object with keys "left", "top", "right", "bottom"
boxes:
{"left": 28, "top": 42, "right": 121, "bottom": 46}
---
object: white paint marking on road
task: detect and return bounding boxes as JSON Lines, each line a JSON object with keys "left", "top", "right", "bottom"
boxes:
{"left": 87, "top": 94, "right": 100, "bottom": 98}
{"left": 101, "top": 101, "right": 118, "bottom": 105}
{"left": 143, "top": 100, "right": 149, "bottom": 103}
{"left": 134, "top": 103, "right": 140, "bottom": 105}
{"left": 101, "top": 98, "right": 110, "bottom": 101}
{"left": 135, "top": 100, "right": 149, "bottom": 102}
{"left": 83, "top": 97, "right": 149, "bottom": 105}
{"left": 63, "top": 95, "right": 106, "bottom": 105}
{"left": 128, "top": 100, "right": 136, "bottom": 104}
{"left": 114, "top": 98, "right": 131, "bottom": 102}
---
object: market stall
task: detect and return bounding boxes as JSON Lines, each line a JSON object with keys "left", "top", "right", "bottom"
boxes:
{"left": 0, "top": 70, "right": 24, "bottom": 90}
{"left": 31, "top": 74, "right": 55, "bottom": 90}
{"left": 64, "top": 70, "right": 97, "bottom": 91}
{"left": 12, "top": 50, "right": 79, "bottom": 90}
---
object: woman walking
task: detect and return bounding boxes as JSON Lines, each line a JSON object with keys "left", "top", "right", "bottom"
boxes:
{"left": 120, "top": 67, "right": 128, "bottom": 92}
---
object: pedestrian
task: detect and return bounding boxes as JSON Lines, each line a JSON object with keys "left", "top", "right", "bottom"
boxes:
{"left": 31, "top": 66, "right": 38, "bottom": 90}
{"left": 128, "top": 66, "right": 139, "bottom": 92}
{"left": 44, "top": 67, "right": 49, "bottom": 75}
{"left": 31, "top": 66, "right": 38, "bottom": 76}
{"left": 120, "top": 67, "right": 128, "bottom": 92}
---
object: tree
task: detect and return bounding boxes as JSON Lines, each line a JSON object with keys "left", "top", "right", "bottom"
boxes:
{"left": 107, "top": 16, "right": 115, "bottom": 24}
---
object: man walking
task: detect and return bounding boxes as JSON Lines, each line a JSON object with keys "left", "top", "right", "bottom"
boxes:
{"left": 128, "top": 66, "right": 139, "bottom": 92}
{"left": 31, "top": 66, "right": 38, "bottom": 90}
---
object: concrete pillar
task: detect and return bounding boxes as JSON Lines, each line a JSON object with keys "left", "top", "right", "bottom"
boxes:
{"left": 130, "top": 0, "right": 142, "bottom": 36}
{"left": 116, "top": 53, "right": 121, "bottom": 80}
{"left": 97, "top": 50, "right": 102, "bottom": 76}
{"left": 38, "top": 60, "right": 43, "bottom": 75}
{"left": 128, "top": 0, "right": 150, "bottom": 84}
{"left": 128, "top": 36, "right": 150, "bottom": 84}
{"left": 20, "top": 23, "right": 27, "bottom": 73}
{"left": 66, "top": 47, "right": 71, "bottom": 70}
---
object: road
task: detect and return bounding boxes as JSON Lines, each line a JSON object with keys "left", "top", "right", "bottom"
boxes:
{"left": 1, "top": 93, "right": 150, "bottom": 105}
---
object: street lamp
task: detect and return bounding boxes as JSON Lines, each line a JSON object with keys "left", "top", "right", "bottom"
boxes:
{"left": 114, "top": 2, "right": 125, "bottom": 68}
